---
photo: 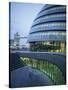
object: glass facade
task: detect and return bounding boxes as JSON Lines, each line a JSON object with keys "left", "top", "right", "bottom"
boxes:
{"left": 20, "top": 57, "right": 65, "bottom": 84}
{"left": 28, "top": 5, "right": 66, "bottom": 53}
{"left": 30, "top": 41, "right": 66, "bottom": 53}
{"left": 36, "top": 6, "right": 66, "bottom": 19}
{"left": 32, "top": 14, "right": 66, "bottom": 26}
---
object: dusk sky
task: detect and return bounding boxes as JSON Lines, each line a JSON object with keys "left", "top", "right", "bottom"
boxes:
{"left": 10, "top": 2, "right": 44, "bottom": 46}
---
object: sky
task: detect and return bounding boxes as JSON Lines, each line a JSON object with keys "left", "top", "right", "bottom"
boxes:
{"left": 10, "top": 2, "right": 44, "bottom": 46}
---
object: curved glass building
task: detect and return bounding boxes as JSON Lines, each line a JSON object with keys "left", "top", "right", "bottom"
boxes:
{"left": 28, "top": 4, "right": 66, "bottom": 52}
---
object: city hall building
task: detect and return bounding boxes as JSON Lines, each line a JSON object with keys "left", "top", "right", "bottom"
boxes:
{"left": 28, "top": 4, "right": 66, "bottom": 53}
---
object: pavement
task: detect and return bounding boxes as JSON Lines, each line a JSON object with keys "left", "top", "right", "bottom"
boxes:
{"left": 10, "top": 66, "right": 53, "bottom": 88}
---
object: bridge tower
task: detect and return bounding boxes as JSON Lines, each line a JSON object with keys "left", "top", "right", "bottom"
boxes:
{"left": 14, "top": 32, "right": 20, "bottom": 49}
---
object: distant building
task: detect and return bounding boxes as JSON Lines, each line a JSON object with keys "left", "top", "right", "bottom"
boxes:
{"left": 14, "top": 32, "right": 20, "bottom": 49}
{"left": 10, "top": 32, "right": 20, "bottom": 49}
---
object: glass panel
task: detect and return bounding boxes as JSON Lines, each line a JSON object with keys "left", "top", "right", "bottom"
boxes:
{"left": 30, "top": 41, "right": 66, "bottom": 53}
{"left": 20, "top": 57, "right": 65, "bottom": 85}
